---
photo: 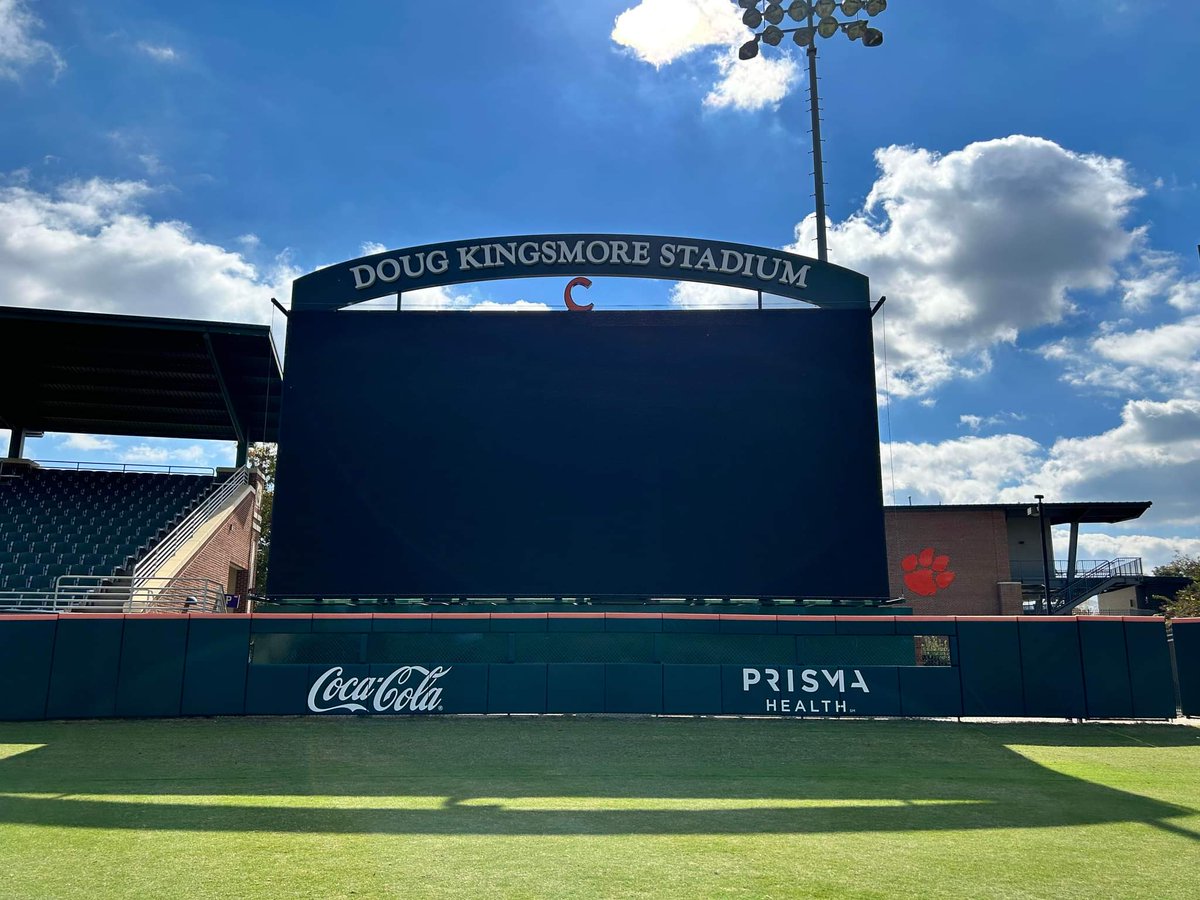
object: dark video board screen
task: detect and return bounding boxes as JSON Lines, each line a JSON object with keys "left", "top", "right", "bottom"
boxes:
{"left": 268, "top": 309, "right": 888, "bottom": 598}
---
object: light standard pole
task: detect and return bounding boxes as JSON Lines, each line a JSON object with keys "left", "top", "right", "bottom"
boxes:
{"left": 737, "top": 0, "right": 887, "bottom": 263}
{"left": 1035, "top": 493, "right": 1053, "bottom": 615}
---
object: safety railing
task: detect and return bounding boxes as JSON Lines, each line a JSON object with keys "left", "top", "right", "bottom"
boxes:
{"left": 32, "top": 459, "right": 216, "bottom": 475}
{"left": 0, "top": 574, "right": 227, "bottom": 613}
{"left": 132, "top": 466, "right": 251, "bottom": 585}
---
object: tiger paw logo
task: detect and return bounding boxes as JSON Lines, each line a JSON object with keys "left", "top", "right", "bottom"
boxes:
{"left": 902, "top": 548, "right": 956, "bottom": 597}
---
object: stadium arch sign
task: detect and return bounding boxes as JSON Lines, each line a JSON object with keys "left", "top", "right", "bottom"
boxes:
{"left": 290, "top": 233, "right": 870, "bottom": 311}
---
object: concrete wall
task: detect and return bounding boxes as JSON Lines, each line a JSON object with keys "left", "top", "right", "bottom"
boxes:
{"left": 884, "top": 507, "right": 1013, "bottom": 615}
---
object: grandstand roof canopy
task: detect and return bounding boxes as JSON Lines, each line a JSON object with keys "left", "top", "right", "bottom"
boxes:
{"left": 897, "top": 501, "right": 1152, "bottom": 525}
{"left": 1, "top": 306, "right": 281, "bottom": 444}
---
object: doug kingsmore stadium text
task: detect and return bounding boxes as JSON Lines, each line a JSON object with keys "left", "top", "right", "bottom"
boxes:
{"left": 348, "top": 238, "right": 812, "bottom": 293}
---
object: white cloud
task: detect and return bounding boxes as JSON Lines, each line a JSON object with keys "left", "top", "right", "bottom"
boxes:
{"left": 119, "top": 442, "right": 218, "bottom": 466}
{"left": 0, "top": 0, "right": 63, "bottom": 79}
{"left": 0, "top": 176, "right": 297, "bottom": 323}
{"left": 1056, "top": 530, "right": 1200, "bottom": 572}
{"left": 359, "top": 241, "right": 387, "bottom": 256}
{"left": 611, "top": 0, "right": 741, "bottom": 66}
{"left": 612, "top": 0, "right": 799, "bottom": 111}
{"left": 56, "top": 433, "right": 117, "bottom": 452}
{"left": 667, "top": 136, "right": 1153, "bottom": 396}
{"left": 957, "top": 412, "right": 1026, "bottom": 433}
{"left": 703, "top": 46, "right": 798, "bottom": 111}
{"left": 670, "top": 281, "right": 757, "bottom": 308}
{"left": 792, "top": 136, "right": 1145, "bottom": 398}
{"left": 884, "top": 398, "right": 1200, "bottom": 530}
{"left": 470, "top": 300, "right": 552, "bottom": 312}
{"left": 1118, "top": 250, "right": 1200, "bottom": 312}
{"left": 136, "top": 42, "right": 178, "bottom": 63}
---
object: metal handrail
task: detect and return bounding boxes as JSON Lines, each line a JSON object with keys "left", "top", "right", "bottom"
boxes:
{"left": 0, "top": 575, "right": 228, "bottom": 613}
{"left": 32, "top": 459, "right": 215, "bottom": 475}
{"left": 133, "top": 466, "right": 251, "bottom": 583}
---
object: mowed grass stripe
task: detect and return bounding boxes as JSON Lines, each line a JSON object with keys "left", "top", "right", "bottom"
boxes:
{"left": 0, "top": 718, "right": 1197, "bottom": 899}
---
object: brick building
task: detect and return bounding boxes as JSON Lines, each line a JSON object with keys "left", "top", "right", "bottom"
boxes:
{"left": 884, "top": 501, "right": 1156, "bottom": 615}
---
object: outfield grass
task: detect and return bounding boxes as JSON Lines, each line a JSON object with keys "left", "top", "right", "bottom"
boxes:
{"left": 0, "top": 717, "right": 1198, "bottom": 899}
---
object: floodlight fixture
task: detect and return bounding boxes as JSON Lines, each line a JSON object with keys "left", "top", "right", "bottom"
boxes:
{"left": 734, "top": 0, "right": 893, "bottom": 264}
{"left": 787, "top": 1, "right": 811, "bottom": 21}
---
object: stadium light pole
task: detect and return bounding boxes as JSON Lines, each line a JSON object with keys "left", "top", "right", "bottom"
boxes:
{"left": 737, "top": 0, "right": 887, "bottom": 263}
{"left": 1035, "top": 493, "right": 1053, "bottom": 615}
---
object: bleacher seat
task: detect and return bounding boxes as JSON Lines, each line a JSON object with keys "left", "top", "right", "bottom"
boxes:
{"left": 0, "top": 467, "right": 216, "bottom": 596}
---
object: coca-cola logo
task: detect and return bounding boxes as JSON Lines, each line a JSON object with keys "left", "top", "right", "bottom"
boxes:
{"left": 307, "top": 665, "right": 451, "bottom": 714}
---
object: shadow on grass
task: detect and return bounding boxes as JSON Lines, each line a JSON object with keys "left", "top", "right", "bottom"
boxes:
{"left": 0, "top": 718, "right": 1196, "bottom": 837}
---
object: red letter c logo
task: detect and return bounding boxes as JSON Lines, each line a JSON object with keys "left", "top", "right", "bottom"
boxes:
{"left": 564, "top": 276, "right": 593, "bottom": 312}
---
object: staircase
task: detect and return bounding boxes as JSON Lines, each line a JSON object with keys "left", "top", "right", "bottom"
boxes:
{"left": 1049, "top": 558, "right": 1144, "bottom": 614}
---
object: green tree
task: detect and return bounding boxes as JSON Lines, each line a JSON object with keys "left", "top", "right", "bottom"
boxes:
{"left": 247, "top": 443, "right": 276, "bottom": 593}
{"left": 1153, "top": 554, "right": 1200, "bottom": 618}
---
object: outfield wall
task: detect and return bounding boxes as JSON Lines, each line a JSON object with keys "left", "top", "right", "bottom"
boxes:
{"left": 0, "top": 613, "right": 1188, "bottom": 721}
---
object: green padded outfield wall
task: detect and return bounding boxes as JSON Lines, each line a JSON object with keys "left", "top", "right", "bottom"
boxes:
{"left": 0, "top": 614, "right": 1184, "bottom": 721}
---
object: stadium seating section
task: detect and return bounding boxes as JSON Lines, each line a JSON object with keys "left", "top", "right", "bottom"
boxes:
{"left": 0, "top": 468, "right": 217, "bottom": 595}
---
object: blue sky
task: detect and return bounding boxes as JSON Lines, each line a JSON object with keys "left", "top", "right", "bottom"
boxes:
{"left": 1, "top": 0, "right": 1199, "bottom": 567}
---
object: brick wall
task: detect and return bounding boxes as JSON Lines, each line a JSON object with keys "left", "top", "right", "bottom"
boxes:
{"left": 175, "top": 490, "right": 259, "bottom": 602}
{"left": 884, "top": 507, "right": 1012, "bottom": 615}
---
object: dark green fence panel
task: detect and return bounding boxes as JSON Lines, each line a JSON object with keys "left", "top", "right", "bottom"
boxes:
{"left": 367, "top": 632, "right": 509, "bottom": 663}
{"left": 605, "top": 615, "right": 662, "bottom": 633}
{"left": 605, "top": 664, "right": 662, "bottom": 713}
{"left": 250, "top": 614, "right": 312, "bottom": 633}
{"left": 515, "top": 632, "right": 655, "bottom": 664}
{"left": 546, "top": 664, "right": 605, "bottom": 712}
{"left": 371, "top": 614, "right": 432, "bottom": 632}
{"left": 1078, "top": 619, "right": 1134, "bottom": 718}
{"left": 487, "top": 664, "right": 547, "bottom": 713}
{"left": 115, "top": 616, "right": 188, "bottom": 717}
{"left": 794, "top": 635, "right": 915, "bottom": 666}
{"left": 313, "top": 614, "right": 373, "bottom": 633}
{"left": 1018, "top": 619, "right": 1087, "bottom": 718}
{"left": 1173, "top": 619, "right": 1200, "bottom": 717}
{"left": 181, "top": 616, "right": 250, "bottom": 716}
{"left": 490, "top": 615, "right": 548, "bottom": 633}
{"left": 663, "top": 664, "right": 722, "bottom": 714}
{"left": 547, "top": 614, "right": 605, "bottom": 633}
{"left": 957, "top": 619, "right": 1023, "bottom": 716}
{"left": 895, "top": 617, "right": 957, "bottom": 636}
{"left": 835, "top": 616, "right": 896, "bottom": 635}
{"left": 657, "top": 633, "right": 796, "bottom": 665}
{"left": 663, "top": 615, "right": 720, "bottom": 633}
{"left": 0, "top": 616, "right": 58, "bottom": 720}
{"left": 776, "top": 617, "right": 837, "bottom": 634}
{"left": 432, "top": 614, "right": 491, "bottom": 633}
{"left": 245, "top": 664, "right": 311, "bottom": 714}
{"left": 719, "top": 616, "right": 777, "bottom": 634}
{"left": 1123, "top": 620, "right": 1175, "bottom": 718}
{"left": 46, "top": 616, "right": 124, "bottom": 719}
{"left": 898, "top": 667, "right": 962, "bottom": 717}
{"left": 426, "top": 663, "right": 488, "bottom": 713}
